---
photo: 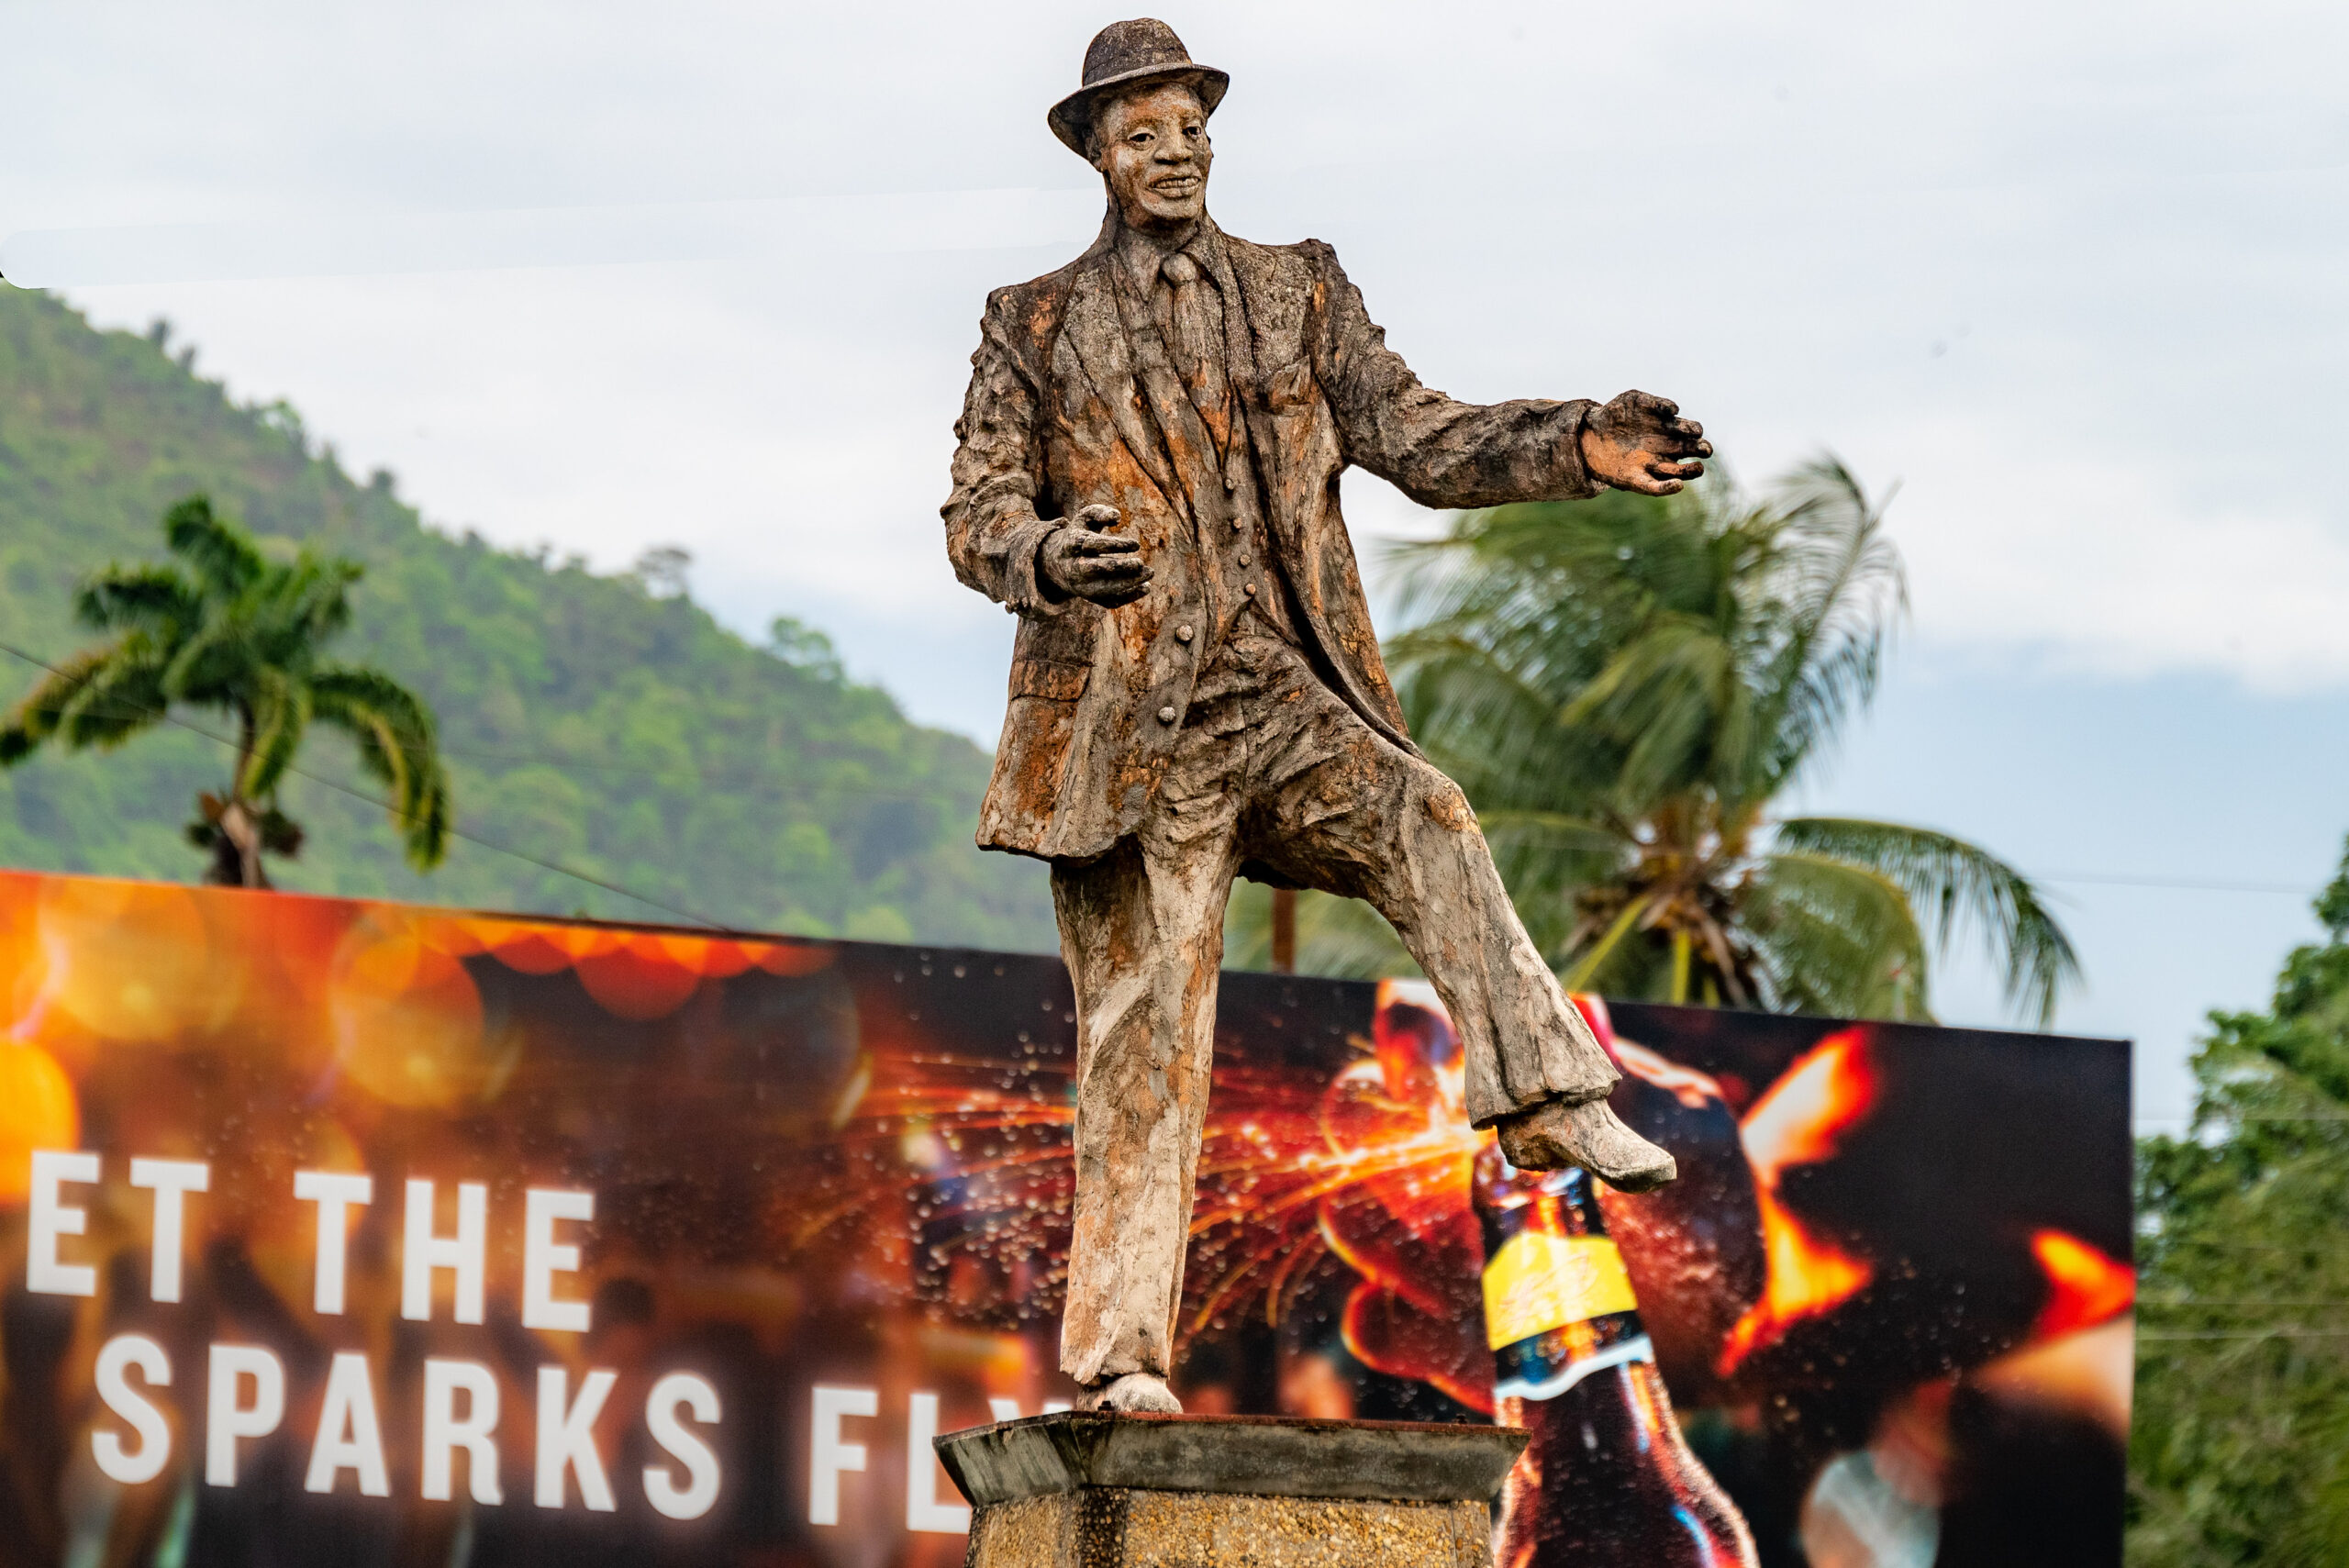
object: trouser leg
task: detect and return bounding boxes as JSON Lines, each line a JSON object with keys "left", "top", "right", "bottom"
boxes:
{"left": 1049, "top": 823, "right": 1237, "bottom": 1387}
{"left": 1363, "top": 758, "right": 1617, "bottom": 1125}
{"left": 1240, "top": 657, "right": 1617, "bottom": 1128}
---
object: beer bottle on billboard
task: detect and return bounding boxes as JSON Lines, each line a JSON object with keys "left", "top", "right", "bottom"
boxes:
{"left": 1476, "top": 1140, "right": 1760, "bottom": 1568}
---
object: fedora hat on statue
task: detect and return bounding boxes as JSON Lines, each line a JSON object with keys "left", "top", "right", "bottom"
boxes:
{"left": 1048, "top": 18, "right": 1229, "bottom": 158}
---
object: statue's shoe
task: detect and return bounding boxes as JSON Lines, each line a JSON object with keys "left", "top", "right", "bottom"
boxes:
{"left": 1076, "top": 1372, "right": 1184, "bottom": 1414}
{"left": 1496, "top": 1096, "right": 1677, "bottom": 1192}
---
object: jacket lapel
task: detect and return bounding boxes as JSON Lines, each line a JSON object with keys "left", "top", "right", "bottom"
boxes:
{"left": 1197, "top": 221, "right": 1263, "bottom": 406}
{"left": 1062, "top": 257, "right": 1179, "bottom": 501}
{"left": 1217, "top": 234, "right": 1309, "bottom": 391}
{"left": 1214, "top": 231, "right": 1299, "bottom": 553}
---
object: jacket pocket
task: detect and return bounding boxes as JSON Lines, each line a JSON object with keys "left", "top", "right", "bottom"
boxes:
{"left": 1009, "top": 656, "right": 1092, "bottom": 703}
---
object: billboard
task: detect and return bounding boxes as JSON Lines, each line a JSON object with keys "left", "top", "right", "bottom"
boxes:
{"left": 0, "top": 871, "right": 2132, "bottom": 1567}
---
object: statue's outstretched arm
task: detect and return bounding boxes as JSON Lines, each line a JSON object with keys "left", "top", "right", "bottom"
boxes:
{"left": 1312, "top": 241, "right": 1601, "bottom": 510}
{"left": 1312, "top": 243, "right": 1709, "bottom": 503}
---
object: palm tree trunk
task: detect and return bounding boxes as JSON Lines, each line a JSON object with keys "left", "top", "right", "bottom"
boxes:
{"left": 208, "top": 799, "right": 270, "bottom": 889}
{"left": 213, "top": 706, "right": 270, "bottom": 889}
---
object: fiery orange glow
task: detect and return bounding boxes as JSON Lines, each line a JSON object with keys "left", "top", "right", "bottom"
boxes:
{"left": 1717, "top": 1029, "right": 1880, "bottom": 1375}
{"left": 2029, "top": 1229, "right": 2135, "bottom": 1340}
{"left": 577, "top": 936, "right": 705, "bottom": 1019}
{"left": 1974, "top": 1317, "right": 2135, "bottom": 1438}
{"left": 328, "top": 915, "right": 492, "bottom": 1107}
{"left": 0, "top": 1040, "right": 76, "bottom": 1202}
{"left": 37, "top": 876, "right": 234, "bottom": 1041}
{"left": 1718, "top": 1188, "right": 1873, "bottom": 1374}
{"left": 1741, "top": 1027, "right": 1877, "bottom": 1172}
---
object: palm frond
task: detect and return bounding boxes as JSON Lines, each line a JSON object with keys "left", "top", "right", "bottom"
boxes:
{"left": 272, "top": 553, "right": 362, "bottom": 649}
{"left": 2, "top": 647, "right": 120, "bottom": 762}
{"left": 161, "top": 495, "right": 266, "bottom": 595}
{"left": 1374, "top": 455, "right": 2067, "bottom": 1029}
{"left": 1386, "top": 628, "right": 1608, "bottom": 804}
{"left": 1747, "top": 458, "right": 1907, "bottom": 793}
{"left": 18, "top": 494, "right": 447, "bottom": 883}
{"left": 1560, "top": 615, "right": 1732, "bottom": 806}
{"left": 312, "top": 664, "right": 451, "bottom": 869}
{"left": 73, "top": 565, "right": 205, "bottom": 635}
{"left": 1744, "top": 850, "right": 1932, "bottom": 1020}
{"left": 1774, "top": 816, "right": 2078, "bottom": 1026}
{"left": 54, "top": 650, "right": 173, "bottom": 750}
{"left": 1470, "top": 809, "right": 1624, "bottom": 856}
{"left": 161, "top": 626, "right": 260, "bottom": 706}
{"left": 1562, "top": 893, "right": 1655, "bottom": 993}
{"left": 240, "top": 665, "right": 312, "bottom": 801}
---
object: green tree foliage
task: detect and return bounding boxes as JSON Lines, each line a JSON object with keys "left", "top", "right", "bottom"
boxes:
{"left": 1222, "top": 880, "right": 1419, "bottom": 980}
{"left": 0, "top": 287, "right": 1054, "bottom": 946}
{"left": 2131, "top": 845, "right": 2349, "bottom": 1562}
{"left": 2, "top": 495, "right": 450, "bottom": 886}
{"left": 1366, "top": 460, "right": 2076, "bottom": 1022}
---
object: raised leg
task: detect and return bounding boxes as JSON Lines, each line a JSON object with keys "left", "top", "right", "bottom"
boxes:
{"left": 1240, "top": 655, "right": 1673, "bottom": 1188}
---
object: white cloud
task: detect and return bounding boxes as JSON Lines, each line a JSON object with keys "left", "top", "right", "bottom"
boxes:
{"left": 6, "top": 0, "right": 2349, "bottom": 739}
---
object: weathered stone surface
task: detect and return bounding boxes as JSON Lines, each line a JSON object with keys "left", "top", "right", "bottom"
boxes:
{"left": 962, "top": 1488, "right": 1491, "bottom": 1568}
{"left": 940, "top": 1413, "right": 1526, "bottom": 1568}
{"left": 938, "top": 1411, "right": 1527, "bottom": 1505}
{"left": 941, "top": 17, "right": 1709, "bottom": 1408}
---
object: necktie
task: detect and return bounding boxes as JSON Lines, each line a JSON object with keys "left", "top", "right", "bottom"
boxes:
{"left": 1161, "top": 252, "right": 1212, "bottom": 380}
{"left": 1160, "top": 250, "right": 1230, "bottom": 454}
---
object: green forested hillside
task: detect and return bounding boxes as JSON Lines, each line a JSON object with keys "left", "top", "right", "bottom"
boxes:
{"left": 0, "top": 284, "right": 1055, "bottom": 949}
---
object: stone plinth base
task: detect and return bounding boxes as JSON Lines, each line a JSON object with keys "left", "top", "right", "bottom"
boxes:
{"left": 935, "top": 1411, "right": 1527, "bottom": 1568}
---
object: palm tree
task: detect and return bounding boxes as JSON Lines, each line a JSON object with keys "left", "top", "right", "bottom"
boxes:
{"left": 0, "top": 495, "right": 451, "bottom": 889}
{"left": 1377, "top": 457, "right": 2077, "bottom": 1025}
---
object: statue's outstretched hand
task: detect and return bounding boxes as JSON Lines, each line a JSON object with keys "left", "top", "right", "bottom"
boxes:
{"left": 1041, "top": 504, "right": 1153, "bottom": 607}
{"left": 1581, "top": 390, "right": 1712, "bottom": 495}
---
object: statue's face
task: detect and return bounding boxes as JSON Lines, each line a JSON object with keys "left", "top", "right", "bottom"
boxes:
{"left": 1091, "top": 82, "right": 1211, "bottom": 228}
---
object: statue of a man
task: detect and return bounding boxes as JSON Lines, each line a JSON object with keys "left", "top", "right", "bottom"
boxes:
{"left": 943, "top": 18, "right": 1709, "bottom": 1414}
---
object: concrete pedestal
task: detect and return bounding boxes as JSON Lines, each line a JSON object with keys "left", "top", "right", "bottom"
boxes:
{"left": 936, "top": 1411, "right": 1527, "bottom": 1568}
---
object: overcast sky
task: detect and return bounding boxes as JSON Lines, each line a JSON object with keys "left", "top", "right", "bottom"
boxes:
{"left": 7, "top": 0, "right": 2348, "bottom": 1127}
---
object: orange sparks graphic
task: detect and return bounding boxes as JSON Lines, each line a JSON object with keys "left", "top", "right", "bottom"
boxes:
{"left": 789, "top": 976, "right": 1497, "bottom": 1411}
{"left": 1717, "top": 1029, "right": 1879, "bottom": 1376}
{"left": 2029, "top": 1229, "right": 2135, "bottom": 1340}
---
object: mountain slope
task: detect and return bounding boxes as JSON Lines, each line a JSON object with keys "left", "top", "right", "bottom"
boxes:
{"left": 0, "top": 285, "right": 1053, "bottom": 948}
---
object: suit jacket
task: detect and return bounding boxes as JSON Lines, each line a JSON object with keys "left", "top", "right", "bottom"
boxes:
{"left": 943, "top": 215, "right": 1600, "bottom": 863}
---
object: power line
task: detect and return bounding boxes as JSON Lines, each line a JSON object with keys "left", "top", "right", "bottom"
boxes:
{"left": 278, "top": 751, "right": 728, "bottom": 929}
{"left": 2036, "top": 870, "right": 2313, "bottom": 896}
{"left": 0, "top": 639, "right": 726, "bottom": 929}
{"left": 2141, "top": 1301, "right": 2349, "bottom": 1309}
{"left": 429, "top": 741, "right": 978, "bottom": 804}
{"left": 2138, "top": 1329, "right": 2349, "bottom": 1341}
{"left": 2137, "top": 1115, "right": 2349, "bottom": 1126}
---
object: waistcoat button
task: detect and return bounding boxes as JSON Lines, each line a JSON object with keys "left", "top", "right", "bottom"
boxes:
{"left": 1157, "top": 705, "right": 1177, "bottom": 724}
{"left": 1175, "top": 624, "right": 1194, "bottom": 643}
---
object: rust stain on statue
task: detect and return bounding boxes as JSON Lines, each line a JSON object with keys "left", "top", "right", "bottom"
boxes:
{"left": 1425, "top": 786, "right": 1476, "bottom": 833}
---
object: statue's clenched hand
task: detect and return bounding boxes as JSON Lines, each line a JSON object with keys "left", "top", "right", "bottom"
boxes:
{"left": 1041, "top": 504, "right": 1152, "bottom": 607}
{"left": 1580, "top": 390, "right": 1712, "bottom": 496}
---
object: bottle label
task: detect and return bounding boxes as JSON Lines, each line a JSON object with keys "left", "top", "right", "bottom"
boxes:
{"left": 1482, "top": 1232, "right": 1639, "bottom": 1350}
{"left": 1494, "top": 1330, "right": 1654, "bottom": 1403}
